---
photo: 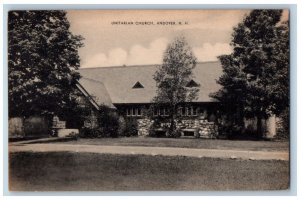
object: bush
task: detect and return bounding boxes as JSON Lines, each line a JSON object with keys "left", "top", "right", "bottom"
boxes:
{"left": 78, "top": 106, "right": 120, "bottom": 138}
{"left": 123, "top": 118, "right": 138, "bottom": 137}
{"left": 79, "top": 127, "right": 98, "bottom": 138}
{"left": 275, "top": 108, "right": 289, "bottom": 140}
{"left": 149, "top": 120, "right": 166, "bottom": 137}
{"left": 97, "top": 105, "right": 120, "bottom": 137}
{"left": 117, "top": 116, "right": 126, "bottom": 136}
{"left": 194, "top": 128, "right": 200, "bottom": 138}
{"left": 170, "top": 128, "right": 182, "bottom": 138}
{"left": 217, "top": 123, "right": 243, "bottom": 139}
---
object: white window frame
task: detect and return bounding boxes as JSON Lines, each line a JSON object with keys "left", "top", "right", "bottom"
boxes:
{"left": 179, "top": 106, "right": 198, "bottom": 117}
{"left": 136, "top": 108, "right": 142, "bottom": 116}
{"left": 132, "top": 108, "right": 136, "bottom": 116}
{"left": 126, "top": 107, "right": 142, "bottom": 117}
{"left": 126, "top": 108, "right": 130, "bottom": 116}
{"left": 179, "top": 107, "right": 185, "bottom": 116}
{"left": 153, "top": 107, "right": 169, "bottom": 117}
{"left": 186, "top": 107, "right": 192, "bottom": 116}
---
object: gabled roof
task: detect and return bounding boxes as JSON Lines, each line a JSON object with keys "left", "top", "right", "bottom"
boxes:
{"left": 78, "top": 61, "right": 222, "bottom": 104}
{"left": 186, "top": 79, "right": 200, "bottom": 87}
{"left": 132, "top": 81, "right": 144, "bottom": 89}
{"left": 76, "top": 82, "right": 100, "bottom": 110}
{"left": 77, "top": 77, "right": 116, "bottom": 109}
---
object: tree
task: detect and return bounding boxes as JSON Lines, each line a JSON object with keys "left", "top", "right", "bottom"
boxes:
{"left": 211, "top": 10, "right": 289, "bottom": 137}
{"left": 8, "top": 10, "right": 84, "bottom": 118}
{"left": 211, "top": 55, "right": 248, "bottom": 133}
{"left": 153, "top": 36, "right": 199, "bottom": 136}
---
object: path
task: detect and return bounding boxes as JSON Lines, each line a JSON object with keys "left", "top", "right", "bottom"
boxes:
{"left": 9, "top": 142, "right": 289, "bottom": 161}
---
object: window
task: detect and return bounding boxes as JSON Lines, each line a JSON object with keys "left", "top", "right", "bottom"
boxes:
{"left": 153, "top": 107, "right": 169, "bottom": 117}
{"left": 132, "top": 108, "right": 136, "bottom": 116}
{"left": 179, "top": 106, "right": 198, "bottom": 116}
{"left": 186, "top": 80, "right": 200, "bottom": 88}
{"left": 137, "top": 108, "right": 141, "bottom": 116}
{"left": 179, "top": 107, "right": 185, "bottom": 116}
{"left": 126, "top": 107, "right": 142, "bottom": 116}
{"left": 192, "top": 107, "right": 197, "bottom": 116}
{"left": 154, "top": 108, "right": 158, "bottom": 116}
{"left": 132, "top": 81, "right": 144, "bottom": 89}
{"left": 186, "top": 107, "right": 192, "bottom": 116}
{"left": 126, "top": 108, "right": 130, "bottom": 116}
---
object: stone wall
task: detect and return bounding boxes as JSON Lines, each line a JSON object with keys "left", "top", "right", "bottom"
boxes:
{"left": 244, "top": 116, "right": 278, "bottom": 138}
{"left": 9, "top": 116, "right": 49, "bottom": 138}
{"left": 176, "top": 119, "right": 217, "bottom": 138}
{"left": 197, "top": 121, "right": 218, "bottom": 138}
{"left": 9, "top": 117, "right": 24, "bottom": 137}
{"left": 137, "top": 118, "right": 218, "bottom": 138}
{"left": 137, "top": 118, "right": 153, "bottom": 136}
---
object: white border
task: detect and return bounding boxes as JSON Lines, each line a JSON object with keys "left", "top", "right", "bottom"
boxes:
{"left": 1, "top": 1, "right": 299, "bottom": 199}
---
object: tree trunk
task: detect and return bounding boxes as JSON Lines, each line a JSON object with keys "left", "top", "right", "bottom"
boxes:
{"left": 237, "top": 103, "right": 245, "bottom": 133}
{"left": 170, "top": 118, "right": 175, "bottom": 135}
{"left": 256, "top": 114, "right": 263, "bottom": 138}
{"left": 169, "top": 104, "right": 176, "bottom": 137}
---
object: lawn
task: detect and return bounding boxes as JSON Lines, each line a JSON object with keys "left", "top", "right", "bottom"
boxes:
{"left": 53, "top": 137, "right": 289, "bottom": 152}
{"left": 9, "top": 151, "right": 289, "bottom": 191}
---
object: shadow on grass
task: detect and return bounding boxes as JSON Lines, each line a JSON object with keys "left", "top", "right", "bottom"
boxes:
{"left": 9, "top": 151, "right": 289, "bottom": 191}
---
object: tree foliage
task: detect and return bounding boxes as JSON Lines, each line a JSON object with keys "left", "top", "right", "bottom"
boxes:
{"left": 153, "top": 36, "right": 199, "bottom": 135}
{"left": 211, "top": 10, "right": 289, "bottom": 136}
{"left": 8, "top": 10, "right": 84, "bottom": 118}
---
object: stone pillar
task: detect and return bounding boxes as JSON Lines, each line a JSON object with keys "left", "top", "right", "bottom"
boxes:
{"left": 9, "top": 117, "right": 24, "bottom": 137}
{"left": 265, "top": 115, "right": 276, "bottom": 138}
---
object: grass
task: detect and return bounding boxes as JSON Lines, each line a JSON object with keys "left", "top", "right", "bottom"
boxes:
{"left": 55, "top": 137, "right": 289, "bottom": 152}
{"left": 9, "top": 151, "right": 289, "bottom": 191}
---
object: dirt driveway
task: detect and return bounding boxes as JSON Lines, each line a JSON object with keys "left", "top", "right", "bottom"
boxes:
{"left": 9, "top": 142, "right": 289, "bottom": 161}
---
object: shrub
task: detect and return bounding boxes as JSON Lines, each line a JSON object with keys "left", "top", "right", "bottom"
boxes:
{"left": 275, "top": 108, "right": 289, "bottom": 140}
{"left": 79, "top": 127, "right": 98, "bottom": 138}
{"left": 117, "top": 116, "right": 126, "bottom": 136}
{"left": 170, "top": 128, "right": 182, "bottom": 138}
{"left": 123, "top": 118, "right": 138, "bottom": 137}
{"left": 216, "top": 123, "right": 242, "bottom": 139}
{"left": 149, "top": 120, "right": 166, "bottom": 137}
{"left": 97, "top": 105, "right": 120, "bottom": 138}
{"left": 78, "top": 105, "right": 120, "bottom": 138}
{"left": 194, "top": 128, "right": 200, "bottom": 138}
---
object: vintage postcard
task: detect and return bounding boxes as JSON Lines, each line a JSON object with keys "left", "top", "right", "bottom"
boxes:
{"left": 8, "top": 9, "right": 290, "bottom": 191}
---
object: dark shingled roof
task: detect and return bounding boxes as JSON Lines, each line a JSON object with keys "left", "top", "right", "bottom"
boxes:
{"left": 78, "top": 61, "right": 222, "bottom": 104}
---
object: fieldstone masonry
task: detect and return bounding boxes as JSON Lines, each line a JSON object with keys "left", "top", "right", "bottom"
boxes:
{"left": 137, "top": 118, "right": 153, "bottom": 136}
{"left": 137, "top": 118, "right": 218, "bottom": 138}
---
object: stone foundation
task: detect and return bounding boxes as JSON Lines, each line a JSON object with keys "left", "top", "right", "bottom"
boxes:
{"left": 137, "top": 118, "right": 218, "bottom": 138}
{"left": 197, "top": 121, "right": 218, "bottom": 138}
{"left": 137, "top": 118, "right": 153, "bottom": 136}
{"left": 177, "top": 119, "right": 217, "bottom": 138}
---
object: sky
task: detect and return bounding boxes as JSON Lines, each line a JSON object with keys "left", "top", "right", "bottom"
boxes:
{"left": 66, "top": 10, "right": 288, "bottom": 68}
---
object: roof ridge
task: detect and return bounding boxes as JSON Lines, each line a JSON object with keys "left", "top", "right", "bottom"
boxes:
{"left": 79, "top": 64, "right": 159, "bottom": 70}
{"left": 78, "top": 61, "right": 220, "bottom": 70}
